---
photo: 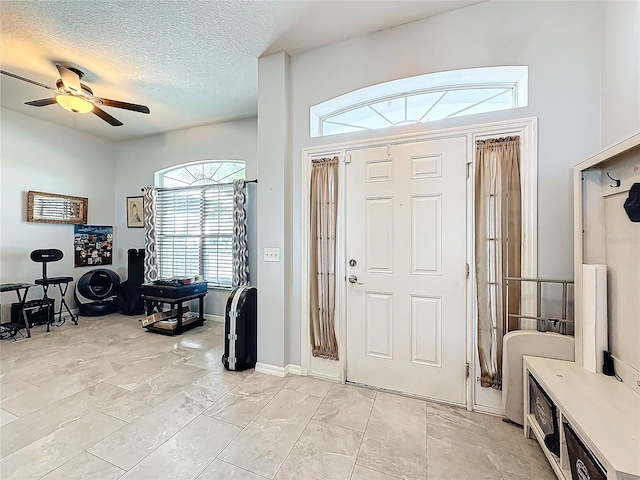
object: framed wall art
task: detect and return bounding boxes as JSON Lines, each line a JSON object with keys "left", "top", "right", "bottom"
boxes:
{"left": 127, "top": 196, "right": 144, "bottom": 228}
{"left": 27, "top": 190, "right": 88, "bottom": 224}
{"left": 74, "top": 225, "right": 113, "bottom": 267}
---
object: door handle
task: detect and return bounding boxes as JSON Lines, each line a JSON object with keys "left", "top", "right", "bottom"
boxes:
{"left": 348, "top": 275, "right": 363, "bottom": 285}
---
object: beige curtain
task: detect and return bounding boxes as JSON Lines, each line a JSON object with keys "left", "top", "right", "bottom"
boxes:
{"left": 475, "top": 137, "right": 521, "bottom": 389}
{"left": 310, "top": 157, "right": 339, "bottom": 360}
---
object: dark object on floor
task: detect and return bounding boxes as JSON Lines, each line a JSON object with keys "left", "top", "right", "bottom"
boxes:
{"left": 11, "top": 298, "right": 54, "bottom": 328}
{"left": 74, "top": 268, "right": 121, "bottom": 316}
{"left": 602, "top": 350, "right": 616, "bottom": 376}
{"left": 31, "top": 249, "right": 77, "bottom": 331}
{"left": 222, "top": 286, "right": 257, "bottom": 371}
{"left": 117, "top": 249, "right": 145, "bottom": 315}
{"left": 0, "top": 323, "right": 26, "bottom": 341}
{"left": 1, "top": 282, "right": 34, "bottom": 339}
{"left": 624, "top": 182, "right": 640, "bottom": 222}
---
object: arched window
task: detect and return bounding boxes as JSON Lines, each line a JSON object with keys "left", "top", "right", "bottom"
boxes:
{"left": 156, "top": 160, "right": 245, "bottom": 188}
{"left": 310, "top": 66, "right": 528, "bottom": 137}
{"left": 155, "top": 160, "right": 246, "bottom": 286}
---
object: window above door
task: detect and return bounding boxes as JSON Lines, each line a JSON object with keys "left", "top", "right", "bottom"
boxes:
{"left": 310, "top": 66, "right": 528, "bottom": 138}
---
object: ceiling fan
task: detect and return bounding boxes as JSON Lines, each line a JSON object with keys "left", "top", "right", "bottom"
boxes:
{"left": 0, "top": 65, "right": 150, "bottom": 126}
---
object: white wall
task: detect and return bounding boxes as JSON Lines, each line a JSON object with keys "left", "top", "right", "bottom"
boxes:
{"left": 113, "top": 117, "right": 258, "bottom": 317}
{"left": 280, "top": 1, "right": 604, "bottom": 368}
{"left": 0, "top": 108, "right": 115, "bottom": 318}
{"left": 601, "top": 0, "right": 640, "bottom": 147}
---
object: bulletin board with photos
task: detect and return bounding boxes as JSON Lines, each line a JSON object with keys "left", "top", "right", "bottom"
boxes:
{"left": 74, "top": 225, "right": 113, "bottom": 267}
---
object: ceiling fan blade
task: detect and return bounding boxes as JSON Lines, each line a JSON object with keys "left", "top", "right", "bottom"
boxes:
{"left": 56, "top": 65, "right": 81, "bottom": 93}
{"left": 25, "top": 98, "right": 58, "bottom": 107}
{"left": 97, "top": 97, "right": 150, "bottom": 114}
{"left": 93, "top": 106, "right": 123, "bottom": 126}
{"left": 0, "top": 70, "right": 59, "bottom": 92}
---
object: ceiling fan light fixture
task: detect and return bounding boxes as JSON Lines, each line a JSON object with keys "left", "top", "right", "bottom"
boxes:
{"left": 55, "top": 94, "right": 93, "bottom": 113}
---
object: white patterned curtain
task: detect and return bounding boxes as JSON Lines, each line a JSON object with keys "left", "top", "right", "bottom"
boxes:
{"left": 142, "top": 186, "right": 158, "bottom": 284}
{"left": 232, "top": 180, "right": 250, "bottom": 286}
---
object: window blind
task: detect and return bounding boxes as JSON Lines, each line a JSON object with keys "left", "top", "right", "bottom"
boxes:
{"left": 156, "top": 183, "right": 234, "bottom": 287}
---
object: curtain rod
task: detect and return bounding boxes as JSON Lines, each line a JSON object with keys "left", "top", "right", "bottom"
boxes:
{"left": 141, "top": 179, "right": 257, "bottom": 192}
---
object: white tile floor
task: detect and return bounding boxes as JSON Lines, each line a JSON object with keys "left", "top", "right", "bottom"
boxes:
{"left": 0, "top": 314, "right": 555, "bottom": 479}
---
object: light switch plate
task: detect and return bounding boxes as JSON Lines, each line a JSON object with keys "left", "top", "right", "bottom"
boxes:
{"left": 264, "top": 247, "right": 280, "bottom": 262}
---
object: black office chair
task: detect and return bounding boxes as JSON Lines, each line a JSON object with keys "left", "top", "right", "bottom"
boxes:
{"left": 30, "top": 249, "right": 78, "bottom": 331}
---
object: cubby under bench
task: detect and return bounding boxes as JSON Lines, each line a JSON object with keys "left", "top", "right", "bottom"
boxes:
{"left": 524, "top": 356, "right": 640, "bottom": 480}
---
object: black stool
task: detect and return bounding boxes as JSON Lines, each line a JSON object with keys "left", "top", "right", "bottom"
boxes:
{"left": 31, "top": 249, "right": 78, "bottom": 331}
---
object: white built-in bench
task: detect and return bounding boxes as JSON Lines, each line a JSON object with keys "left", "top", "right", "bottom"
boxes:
{"left": 524, "top": 356, "right": 640, "bottom": 480}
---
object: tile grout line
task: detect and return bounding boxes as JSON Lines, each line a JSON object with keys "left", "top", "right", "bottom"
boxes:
{"left": 270, "top": 385, "right": 328, "bottom": 480}
{"left": 109, "top": 404, "right": 211, "bottom": 475}
{"left": 2, "top": 408, "right": 113, "bottom": 464}
{"left": 93, "top": 408, "right": 132, "bottom": 425}
{"left": 425, "top": 400, "right": 429, "bottom": 480}
{"left": 198, "top": 373, "right": 289, "bottom": 478}
{"left": 198, "top": 458, "right": 270, "bottom": 480}
{"left": 85, "top": 451, "right": 127, "bottom": 473}
{"left": 189, "top": 411, "right": 244, "bottom": 480}
{"left": 348, "top": 387, "right": 377, "bottom": 480}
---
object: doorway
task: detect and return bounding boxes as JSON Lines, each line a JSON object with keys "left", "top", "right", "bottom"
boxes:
{"left": 344, "top": 137, "right": 468, "bottom": 404}
{"left": 300, "top": 117, "right": 537, "bottom": 412}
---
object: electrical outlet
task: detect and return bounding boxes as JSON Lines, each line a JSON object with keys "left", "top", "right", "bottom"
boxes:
{"left": 264, "top": 247, "right": 280, "bottom": 262}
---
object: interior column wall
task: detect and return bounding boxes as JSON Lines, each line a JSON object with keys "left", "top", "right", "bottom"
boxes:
{"left": 256, "top": 52, "right": 291, "bottom": 369}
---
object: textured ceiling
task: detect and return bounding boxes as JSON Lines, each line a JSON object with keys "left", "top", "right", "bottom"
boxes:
{"left": 0, "top": 0, "right": 481, "bottom": 142}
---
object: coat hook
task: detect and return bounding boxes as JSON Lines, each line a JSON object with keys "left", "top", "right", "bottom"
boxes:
{"left": 606, "top": 172, "right": 621, "bottom": 188}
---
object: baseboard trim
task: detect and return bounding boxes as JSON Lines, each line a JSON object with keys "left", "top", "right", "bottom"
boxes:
{"left": 204, "top": 314, "right": 224, "bottom": 322}
{"left": 255, "top": 363, "right": 302, "bottom": 377}
{"left": 308, "top": 371, "right": 340, "bottom": 383}
{"left": 472, "top": 404, "right": 504, "bottom": 416}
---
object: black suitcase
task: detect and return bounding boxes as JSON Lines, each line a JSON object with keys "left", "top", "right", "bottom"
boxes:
{"left": 222, "top": 286, "right": 257, "bottom": 371}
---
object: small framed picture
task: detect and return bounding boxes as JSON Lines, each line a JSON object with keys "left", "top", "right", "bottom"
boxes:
{"left": 126, "top": 196, "right": 144, "bottom": 228}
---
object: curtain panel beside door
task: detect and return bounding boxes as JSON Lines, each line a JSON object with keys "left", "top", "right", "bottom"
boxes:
{"left": 475, "top": 137, "right": 522, "bottom": 390}
{"left": 309, "top": 157, "right": 340, "bottom": 360}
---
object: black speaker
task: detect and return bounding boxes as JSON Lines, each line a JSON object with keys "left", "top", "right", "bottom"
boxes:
{"left": 117, "top": 249, "right": 145, "bottom": 315}
{"left": 11, "top": 299, "right": 54, "bottom": 327}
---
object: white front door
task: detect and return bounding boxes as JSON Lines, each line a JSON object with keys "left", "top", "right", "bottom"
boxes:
{"left": 345, "top": 137, "right": 468, "bottom": 404}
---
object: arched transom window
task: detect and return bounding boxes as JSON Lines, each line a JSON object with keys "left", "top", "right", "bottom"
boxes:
{"left": 310, "top": 66, "right": 528, "bottom": 138}
{"left": 156, "top": 160, "right": 245, "bottom": 188}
